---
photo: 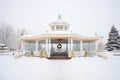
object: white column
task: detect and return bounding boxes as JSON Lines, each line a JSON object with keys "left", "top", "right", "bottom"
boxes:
{"left": 46, "top": 39, "right": 48, "bottom": 51}
{"left": 36, "top": 41, "right": 38, "bottom": 56}
{"left": 48, "top": 38, "right": 51, "bottom": 57}
{"left": 80, "top": 41, "right": 83, "bottom": 54}
{"left": 71, "top": 39, "right": 73, "bottom": 51}
{"left": 95, "top": 41, "right": 98, "bottom": 52}
{"left": 21, "top": 40, "right": 24, "bottom": 51}
{"left": 68, "top": 39, "right": 70, "bottom": 57}
{"left": 68, "top": 39, "right": 73, "bottom": 57}
{"left": 55, "top": 26, "right": 56, "bottom": 30}
{"left": 63, "top": 26, "right": 65, "bottom": 30}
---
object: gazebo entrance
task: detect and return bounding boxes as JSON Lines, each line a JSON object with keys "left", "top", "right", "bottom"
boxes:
{"left": 50, "top": 39, "right": 69, "bottom": 58}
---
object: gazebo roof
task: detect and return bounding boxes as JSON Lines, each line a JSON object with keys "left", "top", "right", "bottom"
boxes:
{"left": 20, "top": 33, "right": 101, "bottom": 41}
{"left": 20, "top": 15, "right": 102, "bottom": 41}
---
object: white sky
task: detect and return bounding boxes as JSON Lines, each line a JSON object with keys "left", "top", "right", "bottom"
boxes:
{"left": 0, "top": 0, "right": 120, "bottom": 42}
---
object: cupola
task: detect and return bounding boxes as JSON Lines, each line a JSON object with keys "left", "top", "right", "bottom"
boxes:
{"left": 49, "top": 15, "right": 70, "bottom": 31}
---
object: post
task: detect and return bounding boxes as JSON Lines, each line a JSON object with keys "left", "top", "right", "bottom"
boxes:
{"left": 68, "top": 39, "right": 73, "bottom": 57}
{"left": 48, "top": 38, "right": 51, "bottom": 57}
{"left": 21, "top": 41, "right": 24, "bottom": 51}
{"left": 95, "top": 41, "right": 98, "bottom": 52}
{"left": 71, "top": 39, "right": 73, "bottom": 51}
{"left": 46, "top": 39, "right": 48, "bottom": 52}
{"left": 55, "top": 26, "right": 56, "bottom": 30}
{"left": 80, "top": 41, "right": 83, "bottom": 55}
{"left": 36, "top": 41, "right": 38, "bottom": 56}
{"left": 63, "top": 26, "right": 65, "bottom": 30}
{"left": 68, "top": 39, "right": 70, "bottom": 57}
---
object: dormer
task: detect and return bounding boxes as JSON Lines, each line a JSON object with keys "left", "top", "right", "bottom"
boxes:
{"left": 49, "top": 15, "right": 70, "bottom": 31}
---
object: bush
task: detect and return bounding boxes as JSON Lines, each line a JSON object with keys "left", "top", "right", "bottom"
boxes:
{"left": 71, "top": 49, "right": 75, "bottom": 57}
{"left": 44, "top": 49, "right": 48, "bottom": 58}
{"left": 30, "top": 50, "right": 34, "bottom": 57}
{"left": 39, "top": 49, "right": 43, "bottom": 57}
{"left": 84, "top": 50, "right": 88, "bottom": 57}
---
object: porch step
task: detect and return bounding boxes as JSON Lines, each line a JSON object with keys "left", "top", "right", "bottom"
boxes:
{"left": 48, "top": 56, "right": 71, "bottom": 59}
{"left": 51, "top": 52, "right": 68, "bottom": 56}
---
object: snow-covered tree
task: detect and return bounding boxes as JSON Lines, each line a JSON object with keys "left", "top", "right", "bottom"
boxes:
{"left": 16, "top": 28, "right": 29, "bottom": 50}
{"left": 16, "top": 28, "right": 29, "bottom": 37}
{"left": 106, "top": 25, "right": 120, "bottom": 51}
{"left": 0, "top": 23, "right": 17, "bottom": 49}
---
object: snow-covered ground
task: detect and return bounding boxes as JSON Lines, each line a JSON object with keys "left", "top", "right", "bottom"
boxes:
{"left": 0, "top": 52, "right": 120, "bottom": 80}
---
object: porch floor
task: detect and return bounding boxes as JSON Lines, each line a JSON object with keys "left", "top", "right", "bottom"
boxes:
{"left": 48, "top": 52, "right": 70, "bottom": 59}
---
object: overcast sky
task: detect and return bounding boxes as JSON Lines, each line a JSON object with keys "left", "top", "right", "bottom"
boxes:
{"left": 0, "top": 0, "right": 120, "bottom": 42}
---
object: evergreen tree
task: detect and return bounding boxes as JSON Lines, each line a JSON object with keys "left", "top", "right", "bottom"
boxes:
{"left": 106, "top": 25, "right": 120, "bottom": 51}
{"left": 117, "top": 36, "right": 120, "bottom": 50}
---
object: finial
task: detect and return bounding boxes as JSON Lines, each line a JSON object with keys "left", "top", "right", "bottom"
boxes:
{"left": 56, "top": 14, "right": 62, "bottom": 22}
{"left": 58, "top": 14, "right": 61, "bottom": 19}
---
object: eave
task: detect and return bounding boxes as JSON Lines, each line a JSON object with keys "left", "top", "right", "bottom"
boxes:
{"left": 20, "top": 34, "right": 100, "bottom": 41}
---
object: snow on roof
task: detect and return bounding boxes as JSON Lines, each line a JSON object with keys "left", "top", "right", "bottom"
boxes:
{"left": 20, "top": 29, "right": 102, "bottom": 40}
{"left": 21, "top": 35, "right": 33, "bottom": 37}
{"left": 44, "top": 30, "right": 74, "bottom": 35}
{"left": 81, "top": 34, "right": 103, "bottom": 38}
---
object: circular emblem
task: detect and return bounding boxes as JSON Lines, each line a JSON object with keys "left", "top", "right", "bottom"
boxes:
{"left": 57, "top": 43, "right": 62, "bottom": 49}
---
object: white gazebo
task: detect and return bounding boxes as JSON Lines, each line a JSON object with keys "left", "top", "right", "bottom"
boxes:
{"left": 20, "top": 15, "right": 101, "bottom": 59}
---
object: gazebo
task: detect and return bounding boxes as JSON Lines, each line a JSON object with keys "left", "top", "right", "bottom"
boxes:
{"left": 20, "top": 15, "right": 100, "bottom": 58}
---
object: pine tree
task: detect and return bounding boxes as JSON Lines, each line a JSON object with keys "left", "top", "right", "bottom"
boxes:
{"left": 106, "top": 25, "right": 120, "bottom": 51}
{"left": 117, "top": 36, "right": 120, "bottom": 50}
